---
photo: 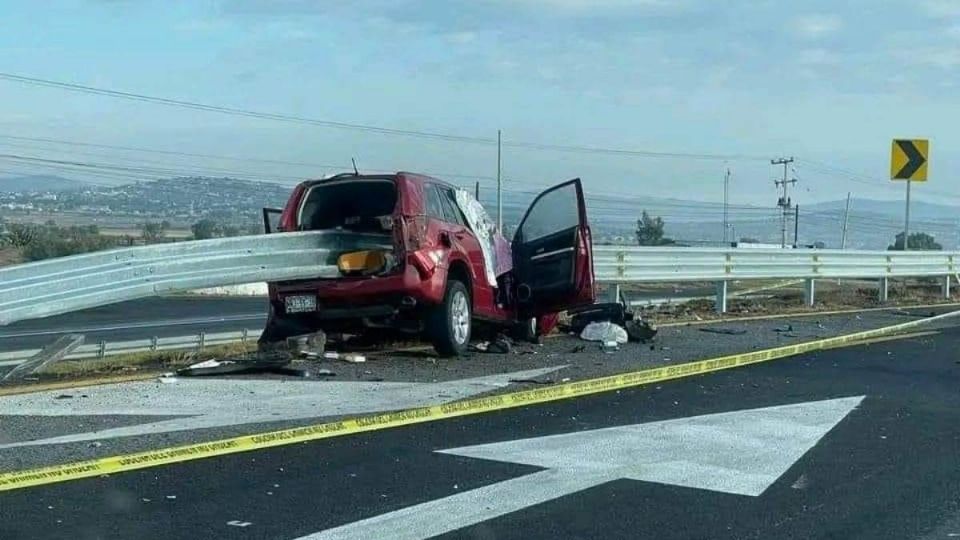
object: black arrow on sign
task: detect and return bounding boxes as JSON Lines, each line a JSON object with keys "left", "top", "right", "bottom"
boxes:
{"left": 895, "top": 140, "right": 926, "bottom": 179}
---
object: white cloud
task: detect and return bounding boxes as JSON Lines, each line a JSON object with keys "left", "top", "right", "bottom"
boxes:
{"left": 895, "top": 45, "right": 960, "bottom": 69}
{"left": 792, "top": 14, "right": 842, "bottom": 40}
{"left": 798, "top": 48, "right": 840, "bottom": 66}
{"left": 922, "top": 0, "right": 960, "bottom": 18}
{"left": 445, "top": 31, "right": 478, "bottom": 44}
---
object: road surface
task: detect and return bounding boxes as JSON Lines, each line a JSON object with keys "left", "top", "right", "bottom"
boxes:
{"left": 2, "top": 323, "right": 960, "bottom": 539}
{"left": 0, "top": 297, "right": 267, "bottom": 351}
{"left": 0, "top": 283, "right": 728, "bottom": 351}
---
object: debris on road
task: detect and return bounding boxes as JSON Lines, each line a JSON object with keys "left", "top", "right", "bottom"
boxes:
{"left": 580, "top": 321, "right": 628, "bottom": 345}
{"left": 470, "top": 336, "right": 512, "bottom": 354}
{"left": 625, "top": 320, "right": 658, "bottom": 342}
{"left": 342, "top": 354, "right": 366, "bottom": 363}
{"left": 774, "top": 324, "right": 794, "bottom": 333}
{"left": 567, "top": 303, "right": 631, "bottom": 334}
{"left": 1, "top": 334, "right": 85, "bottom": 383}
{"left": 176, "top": 357, "right": 309, "bottom": 377}
{"left": 289, "top": 331, "right": 327, "bottom": 358}
{"left": 508, "top": 378, "right": 554, "bottom": 385}
{"left": 698, "top": 327, "right": 747, "bottom": 336}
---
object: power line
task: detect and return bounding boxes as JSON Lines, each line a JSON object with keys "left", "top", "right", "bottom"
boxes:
{"left": 0, "top": 72, "right": 768, "bottom": 161}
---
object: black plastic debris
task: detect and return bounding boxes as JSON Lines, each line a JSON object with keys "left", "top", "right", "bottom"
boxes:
{"left": 176, "top": 358, "right": 309, "bottom": 378}
{"left": 626, "top": 320, "right": 658, "bottom": 342}
{"left": 698, "top": 327, "right": 747, "bottom": 336}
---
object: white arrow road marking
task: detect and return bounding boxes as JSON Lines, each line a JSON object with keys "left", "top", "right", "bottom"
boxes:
{"left": 301, "top": 395, "right": 864, "bottom": 540}
{"left": 0, "top": 367, "right": 564, "bottom": 449}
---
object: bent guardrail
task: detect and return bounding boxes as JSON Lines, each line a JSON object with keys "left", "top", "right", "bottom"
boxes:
{"left": 0, "top": 232, "right": 367, "bottom": 325}
{"left": 3, "top": 237, "right": 959, "bottom": 324}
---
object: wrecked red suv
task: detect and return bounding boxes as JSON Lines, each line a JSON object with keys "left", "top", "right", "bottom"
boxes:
{"left": 260, "top": 172, "right": 595, "bottom": 356}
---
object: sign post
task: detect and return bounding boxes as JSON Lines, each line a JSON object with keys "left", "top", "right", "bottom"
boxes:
{"left": 890, "top": 139, "right": 929, "bottom": 250}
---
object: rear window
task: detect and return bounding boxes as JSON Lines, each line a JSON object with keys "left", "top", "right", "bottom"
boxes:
{"left": 298, "top": 179, "right": 397, "bottom": 232}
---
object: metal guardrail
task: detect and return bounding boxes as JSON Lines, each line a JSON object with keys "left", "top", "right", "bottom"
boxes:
{"left": 3, "top": 236, "right": 958, "bottom": 325}
{"left": 0, "top": 329, "right": 262, "bottom": 367}
{"left": 594, "top": 246, "right": 958, "bottom": 312}
{"left": 0, "top": 231, "right": 393, "bottom": 326}
{"left": 592, "top": 246, "right": 958, "bottom": 282}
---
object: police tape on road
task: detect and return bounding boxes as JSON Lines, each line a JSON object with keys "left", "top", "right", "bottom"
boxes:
{"left": 2, "top": 308, "right": 958, "bottom": 493}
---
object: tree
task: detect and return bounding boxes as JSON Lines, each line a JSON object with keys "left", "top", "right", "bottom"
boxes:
{"left": 4, "top": 223, "right": 40, "bottom": 248}
{"left": 191, "top": 219, "right": 220, "bottom": 240}
{"left": 635, "top": 211, "right": 674, "bottom": 246}
{"left": 888, "top": 232, "right": 942, "bottom": 251}
{"left": 221, "top": 225, "right": 241, "bottom": 237}
{"left": 140, "top": 221, "right": 165, "bottom": 243}
{"left": 739, "top": 237, "right": 759, "bottom": 244}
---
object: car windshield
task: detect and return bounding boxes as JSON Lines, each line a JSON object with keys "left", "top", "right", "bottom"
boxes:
{"left": 299, "top": 179, "right": 396, "bottom": 232}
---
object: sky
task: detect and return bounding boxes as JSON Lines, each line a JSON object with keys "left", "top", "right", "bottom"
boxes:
{"left": 0, "top": 0, "right": 958, "bottom": 207}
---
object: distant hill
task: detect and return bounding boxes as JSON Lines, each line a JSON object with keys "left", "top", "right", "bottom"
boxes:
{"left": 805, "top": 197, "right": 959, "bottom": 222}
{"left": 0, "top": 175, "right": 89, "bottom": 193}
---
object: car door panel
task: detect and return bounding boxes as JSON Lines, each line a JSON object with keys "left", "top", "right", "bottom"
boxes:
{"left": 512, "top": 178, "right": 595, "bottom": 317}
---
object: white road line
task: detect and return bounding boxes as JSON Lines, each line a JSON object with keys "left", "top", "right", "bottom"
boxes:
{"left": 302, "top": 395, "right": 864, "bottom": 540}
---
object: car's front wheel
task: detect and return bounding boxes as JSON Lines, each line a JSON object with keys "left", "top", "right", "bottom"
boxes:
{"left": 427, "top": 280, "right": 471, "bottom": 357}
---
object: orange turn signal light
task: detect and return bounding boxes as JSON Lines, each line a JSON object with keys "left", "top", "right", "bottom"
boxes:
{"left": 337, "top": 250, "right": 387, "bottom": 274}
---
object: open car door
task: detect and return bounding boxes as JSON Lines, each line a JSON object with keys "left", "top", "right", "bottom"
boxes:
{"left": 512, "top": 178, "right": 595, "bottom": 318}
{"left": 262, "top": 207, "right": 282, "bottom": 234}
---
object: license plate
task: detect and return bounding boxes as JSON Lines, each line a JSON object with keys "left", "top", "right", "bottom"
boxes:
{"left": 284, "top": 295, "right": 317, "bottom": 313}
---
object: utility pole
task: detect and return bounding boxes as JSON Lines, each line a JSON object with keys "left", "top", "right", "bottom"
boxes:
{"left": 496, "top": 130, "right": 503, "bottom": 233}
{"left": 794, "top": 204, "right": 799, "bottom": 247}
{"left": 840, "top": 192, "right": 851, "bottom": 249}
{"left": 723, "top": 168, "right": 730, "bottom": 244}
{"left": 474, "top": 181, "right": 479, "bottom": 200}
{"left": 772, "top": 157, "right": 797, "bottom": 248}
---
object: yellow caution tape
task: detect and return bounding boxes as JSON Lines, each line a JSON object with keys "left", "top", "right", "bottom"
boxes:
{"left": 1, "top": 309, "right": 956, "bottom": 493}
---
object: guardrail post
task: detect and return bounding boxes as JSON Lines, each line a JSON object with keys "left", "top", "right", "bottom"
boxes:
{"left": 198, "top": 331, "right": 206, "bottom": 351}
{"left": 803, "top": 279, "right": 816, "bottom": 307}
{"left": 609, "top": 283, "right": 621, "bottom": 304}
{"left": 150, "top": 336, "right": 158, "bottom": 351}
{"left": 97, "top": 340, "right": 106, "bottom": 359}
{"left": 715, "top": 281, "right": 728, "bottom": 314}
{"left": 241, "top": 329, "right": 249, "bottom": 343}
{"left": 942, "top": 275, "right": 952, "bottom": 299}
{"left": 878, "top": 277, "right": 889, "bottom": 303}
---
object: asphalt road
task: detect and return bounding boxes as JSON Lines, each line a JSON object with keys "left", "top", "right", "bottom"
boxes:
{"left": 0, "top": 297, "right": 268, "bottom": 351}
{"left": 0, "top": 283, "right": 720, "bottom": 351}
{"left": 3, "top": 323, "right": 960, "bottom": 539}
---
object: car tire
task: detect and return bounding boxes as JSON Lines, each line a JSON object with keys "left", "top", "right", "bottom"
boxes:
{"left": 513, "top": 317, "right": 539, "bottom": 343}
{"left": 428, "top": 280, "right": 471, "bottom": 357}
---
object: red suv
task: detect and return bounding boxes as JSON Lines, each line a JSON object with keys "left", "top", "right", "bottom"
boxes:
{"left": 260, "top": 172, "right": 595, "bottom": 356}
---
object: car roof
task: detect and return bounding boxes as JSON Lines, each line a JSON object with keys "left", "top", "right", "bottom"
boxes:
{"left": 301, "top": 172, "right": 456, "bottom": 190}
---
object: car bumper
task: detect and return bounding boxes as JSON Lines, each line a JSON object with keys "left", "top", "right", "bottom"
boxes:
{"left": 271, "top": 264, "right": 447, "bottom": 319}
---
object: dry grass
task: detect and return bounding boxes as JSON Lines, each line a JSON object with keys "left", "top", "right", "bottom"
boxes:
{"left": 43, "top": 341, "right": 258, "bottom": 377}
{"left": 0, "top": 247, "right": 22, "bottom": 268}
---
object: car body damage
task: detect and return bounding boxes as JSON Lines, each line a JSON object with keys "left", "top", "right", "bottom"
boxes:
{"left": 261, "top": 171, "right": 596, "bottom": 356}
